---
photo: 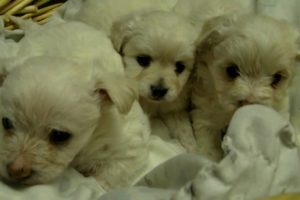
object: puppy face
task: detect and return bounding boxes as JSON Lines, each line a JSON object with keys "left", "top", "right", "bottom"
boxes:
{"left": 112, "top": 11, "right": 197, "bottom": 102}
{"left": 0, "top": 57, "right": 100, "bottom": 184}
{"left": 197, "top": 15, "right": 299, "bottom": 114}
{"left": 0, "top": 57, "right": 137, "bottom": 184}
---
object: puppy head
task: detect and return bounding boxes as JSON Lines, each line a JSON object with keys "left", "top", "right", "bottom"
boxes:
{"left": 196, "top": 14, "right": 300, "bottom": 113}
{"left": 0, "top": 57, "right": 137, "bottom": 185}
{"left": 111, "top": 11, "right": 197, "bottom": 102}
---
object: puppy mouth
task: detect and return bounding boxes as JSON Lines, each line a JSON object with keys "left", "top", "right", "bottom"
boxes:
{"left": 2, "top": 176, "right": 33, "bottom": 186}
{"left": 148, "top": 95, "right": 166, "bottom": 102}
{"left": 3, "top": 171, "right": 38, "bottom": 185}
{"left": 140, "top": 95, "right": 165, "bottom": 103}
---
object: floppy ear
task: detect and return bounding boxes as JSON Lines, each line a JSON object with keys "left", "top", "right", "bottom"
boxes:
{"left": 94, "top": 72, "right": 138, "bottom": 115}
{"left": 196, "top": 14, "right": 237, "bottom": 58}
{"left": 110, "top": 13, "right": 142, "bottom": 54}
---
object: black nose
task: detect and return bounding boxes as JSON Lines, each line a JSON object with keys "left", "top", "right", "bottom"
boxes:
{"left": 150, "top": 85, "right": 168, "bottom": 100}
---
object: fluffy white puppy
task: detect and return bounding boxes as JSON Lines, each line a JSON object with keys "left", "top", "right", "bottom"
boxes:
{"left": 111, "top": 10, "right": 198, "bottom": 152}
{"left": 0, "top": 56, "right": 150, "bottom": 189}
{"left": 57, "top": 0, "right": 198, "bottom": 151}
{"left": 192, "top": 14, "right": 300, "bottom": 161}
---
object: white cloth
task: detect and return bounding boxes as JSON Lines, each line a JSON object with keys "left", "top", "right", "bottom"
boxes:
{"left": 101, "top": 105, "right": 300, "bottom": 200}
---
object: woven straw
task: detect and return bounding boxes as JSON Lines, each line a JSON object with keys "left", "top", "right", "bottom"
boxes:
{"left": 0, "top": 0, "right": 66, "bottom": 30}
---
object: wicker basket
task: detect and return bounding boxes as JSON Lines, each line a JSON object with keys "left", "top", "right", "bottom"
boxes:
{"left": 0, "top": 0, "right": 66, "bottom": 30}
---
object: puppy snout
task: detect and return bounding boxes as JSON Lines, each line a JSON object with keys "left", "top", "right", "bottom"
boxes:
{"left": 150, "top": 85, "right": 168, "bottom": 100}
{"left": 7, "top": 158, "right": 33, "bottom": 180}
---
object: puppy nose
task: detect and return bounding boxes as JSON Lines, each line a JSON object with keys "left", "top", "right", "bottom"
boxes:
{"left": 7, "top": 159, "right": 33, "bottom": 180}
{"left": 238, "top": 99, "right": 254, "bottom": 107}
{"left": 150, "top": 85, "right": 168, "bottom": 99}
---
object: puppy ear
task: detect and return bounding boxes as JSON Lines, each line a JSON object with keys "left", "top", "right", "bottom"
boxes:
{"left": 196, "top": 14, "right": 237, "bottom": 57}
{"left": 110, "top": 13, "right": 141, "bottom": 54}
{"left": 94, "top": 72, "right": 138, "bottom": 114}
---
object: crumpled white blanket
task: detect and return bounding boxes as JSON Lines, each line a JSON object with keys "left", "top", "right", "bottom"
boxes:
{"left": 101, "top": 105, "right": 300, "bottom": 200}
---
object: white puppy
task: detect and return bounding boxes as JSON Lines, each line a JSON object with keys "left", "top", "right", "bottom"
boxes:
{"left": 192, "top": 14, "right": 300, "bottom": 161}
{"left": 59, "top": 0, "right": 198, "bottom": 151}
{"left": 0, "top": 56, "right": 150, "bottom": 189}
{"left": 111, "top": 10, "right": 198, "bottom": 152}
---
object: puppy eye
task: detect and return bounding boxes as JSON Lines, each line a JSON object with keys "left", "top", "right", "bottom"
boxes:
{"left": 271, "top": 72, "right": 282, "bottom": 88}
{"left": 226, "top": 64, "right": 240, "bottom": 79}
{"left": 136, "top": 55, "right": 152, "bottom": 68}
{"left": 175, "top": 61, "right": 186, "bottom": 75}
{"left": 2, "top": 117, "right": 14, "bottom": 131}
{"left": 49, "top": 129, "right": 72, "bottom": 145}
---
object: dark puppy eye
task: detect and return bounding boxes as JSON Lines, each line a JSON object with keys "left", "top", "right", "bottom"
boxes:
{"left": 226, "top": 64, "right": 240, "bottom": 79}
{"left": 271, "top": 72, "right": 282, "bottom": 88}
{"left": 136, "top": 55, "right": 152, "bottom": 68}
{"left": 49, "top": 129, "right": 72, "bottom": 145}
{"left": 2, "top": 117, "right": 14, "bottom": 131}
{"left": 175, "top": 61, "right": 186, "bottom": 75}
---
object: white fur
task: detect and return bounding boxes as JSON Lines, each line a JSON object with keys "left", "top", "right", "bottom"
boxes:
{"left": 289, "top": 63, "right": 300, "bottom": 143}
{"left": 6, "top": 18, "right": 124, "bottom": 74}
{"left": 60, "top": 0, "right": 178, "bottom": 36}
{"left": 192, "top": 14, "right": 300, "bottom": 161}
{"left": 0, "top": 56, "right": 150, "bottom": 189}
{"left": 173, "top": 0, "right": 251, "bottom": 32}
{"left": 111, "top": 10, "right": 199, "bottom": 152}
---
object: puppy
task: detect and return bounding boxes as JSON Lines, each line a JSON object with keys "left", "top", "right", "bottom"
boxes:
{"left": 59, "top": 0, "right": 198, "bottom": 151}
{"left": 0, "top": 56, "right": 150, "bottom": 189}
{"left": 192, "top": 14, "right": 300, "bottom": 161}
{"left": 111, "top": 10, "right": 199, "bottom": 152}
